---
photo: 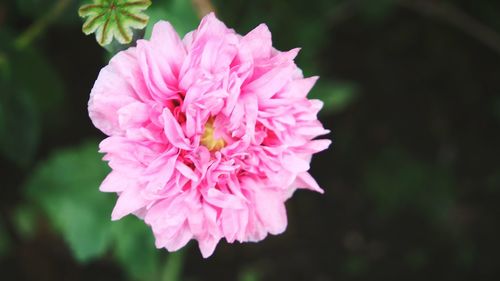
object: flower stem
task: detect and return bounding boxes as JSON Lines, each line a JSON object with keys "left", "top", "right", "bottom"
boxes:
{"left": 14, "top": 0, "right": 70, "bottom": 49}
{"left": 161, "top": 249, "right": 186, "bottom": 281}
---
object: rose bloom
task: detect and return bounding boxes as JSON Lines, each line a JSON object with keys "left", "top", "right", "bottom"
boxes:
{"left": 89, "top": 13, "right": 330, "bottom": 257}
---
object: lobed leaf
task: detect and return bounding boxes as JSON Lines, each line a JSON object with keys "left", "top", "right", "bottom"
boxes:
{"left": 25, "top": 141, "right": 114, "bottom": 262}
{"left": 24, "top": 140, "right": 163, "bottom": 279}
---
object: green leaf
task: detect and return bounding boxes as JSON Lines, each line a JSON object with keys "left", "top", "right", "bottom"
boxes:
{"left": 161, "top": 249, "right": 185, "bottom": 281}
{"left": 145, "top": 0, "right": 199, "bottom": 39}
{"left": 79, "top": 0, "right": 151, "bottom": 46}
{"left": 24, "top": 140, "right": 165, "bottom": 277}
{"left": 25, "top": 140, "right": 114, "bottom": 262}
{"left": 112, "top": 216, "right": 161, "bottom": 281}
{"left": 309, "top": 81, "right": 359, "bottom": 114}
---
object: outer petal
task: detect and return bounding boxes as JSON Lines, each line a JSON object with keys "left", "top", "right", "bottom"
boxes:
{"left": 295, "top": 172, "right": 324, "bottom": 194}
{"left": 244, "top": 49, "right": 300, "bottom": 100}
{"left": 111, "top": 185, "right": 148, "bottom": 220}
{"left": 282, "top": 152, "right": 310, "bottom": 173}
{"left": 88, "top": 49, "right": 139, "bottom": 135}
{"left": 145, "top": 196, "right": 191, "bottom": 249}
{"left": 221, "top": 208, "right": 249, "bottom": 243}
{"left": 117, "top": 101, "right": 150, "bottom": 130}
{"left": 240, "top": 23, "right": 273, "bottom": 60}
{"left": 197, "top": 204, "right": 222, "bottom": 258}
{"left": 254, "top": 188, "right": 287, "bottom": 235}
{"left": 279, "top": 76, "right": 319, "bottom": 99}
{"left": 136, "top": 40, "right": 178, "bottom": 102}
{"left": 198, "top": 234, "right": 220, "bottom": 258}
{"left": 181, "top": 12, "right": 238, "bottom": 73}
{"left": 160, "top": 223, "right": 193, "bottom": 251}
{"left": 150, "top": 21, "right": 186, "bottom": 78}
{"left": 100, "top": 170, "right": 135, "bottom": 192}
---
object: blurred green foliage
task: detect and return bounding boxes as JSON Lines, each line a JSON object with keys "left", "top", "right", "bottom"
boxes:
{"left": 342, "top": 254, "right": 369, "bottom": 276}
{"left": 160, "top": 250, "right": 185, "bottom": 281}
{"left": 358, "top": 0, "right": 395, "bottom": 22}
{"left": 0, "top": 75, "right": 39, "bottom": 167}
{"left": 365, "top": 148, "right": 454, "bottom": 221}
{"left": 23, "top": 141, "right": 165, "bottom": 280}
{"left": 494, "top": 96, "right": 500, "bottom": 124}
{"left": 0, "top": 30, "right": 64, "bottom": 167}
{"left": 238, "top": 267, "right": 261, "bottom": 281}
{"left": 311, "top": 81, "right": 359, "bottom": 114}
{"left": 0, "top": 222, "right": 10, "bottom": 257}
{"left": 145, "top": 0, "right": 199, "bottom": 39}
{"left": 13, "top": 204, "right": 37, "bottom": 239}
{"left": 16, "top": 0, "right": 81, "bottom": 25}
{"left": 25, "top": 141, "right": 114, "bottom": 262}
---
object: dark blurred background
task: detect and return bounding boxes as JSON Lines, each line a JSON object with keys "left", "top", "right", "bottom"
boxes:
{"left": 1, "top": 0, "right": 499, "bottom": 280}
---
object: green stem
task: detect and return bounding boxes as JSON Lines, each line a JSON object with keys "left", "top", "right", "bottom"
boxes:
{"left": 14, "top": 0, "right": 70, "bottom": 49}
{"left": 161, "top": 250, "right": 186, "bottom": 281}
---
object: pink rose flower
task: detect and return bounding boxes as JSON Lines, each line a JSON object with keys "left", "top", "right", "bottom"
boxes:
{"left": 89, "top": 13, "right": 330, "bottom": 258}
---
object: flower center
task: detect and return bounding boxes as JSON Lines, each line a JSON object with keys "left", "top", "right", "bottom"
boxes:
{"left": 200, "top": 118, "right": 225, "bottom": 151}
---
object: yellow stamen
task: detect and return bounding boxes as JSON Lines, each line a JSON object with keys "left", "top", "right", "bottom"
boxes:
{"left": 200, "top": 118, "right": 225, "bottom": 151}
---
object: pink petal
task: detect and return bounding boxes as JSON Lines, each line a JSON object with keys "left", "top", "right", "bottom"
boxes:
{"left": 150, "top": 21, "right": 186, "bottom": 77}
{"left": 282, "top": 153, "right": 310, "bottom": 173}
{"left": 117, "top": 102, "right": 150, "bottom": 129}
{"left": 176, "top": 161, "right": 199, "bottom": 181}
{"left": 157, "top": 223, "right": 193, "bottom": 251}
{"left": 162, "top": 109, "right": 192, "bottom": 150}
{"left": 240, "top": 24, "right": 273, "bottom": 60}
{"left": 144, "top": 151, "right": 178, "bottom": 193}
{"left": 282, "top": 76, "right": 319, "bottom": 99}
{"left": 198, "top": 234, "right": 220, "bottom": 258}
{"left": 254, "top": 188, "right": 287, "bottom": 235}
{"left": 296, "top": 172, "right": 324, "bottom": 193}
{"left": 111, "top": 185, "right": 148, "bottom": 220}
{"left": 100, "top": 170, "right": 133, "bottom": 192}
